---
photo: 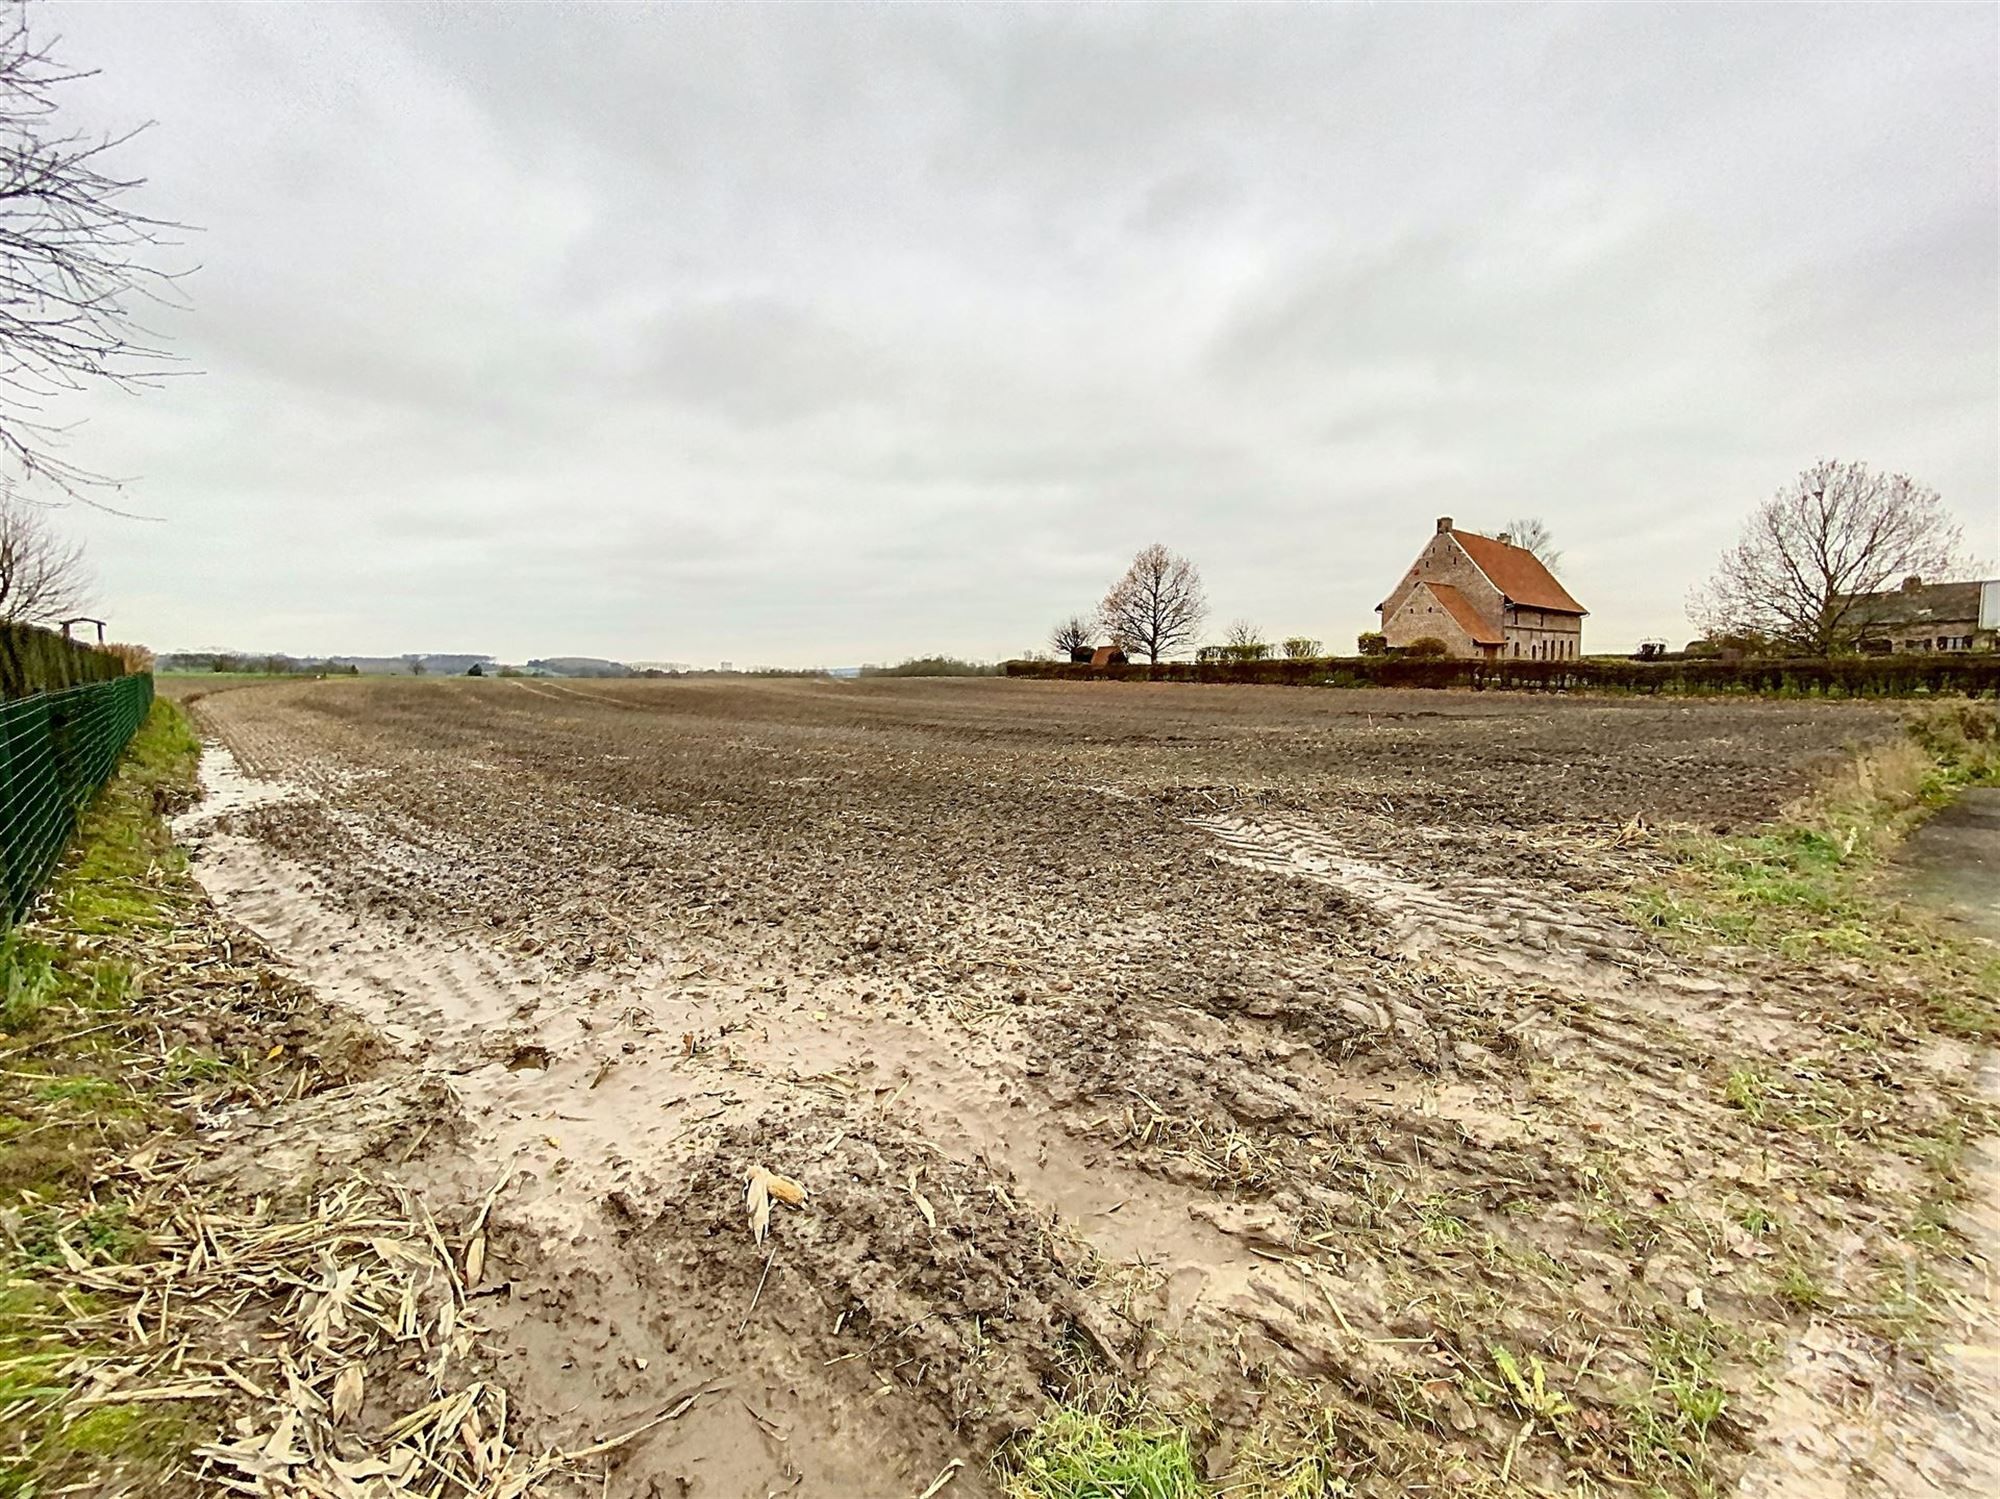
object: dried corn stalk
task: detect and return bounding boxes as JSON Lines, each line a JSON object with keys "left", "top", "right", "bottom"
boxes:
{"left": 28, "top": 1174, "right": 659, "bottom": 1497}
{"left": 743, "top": 1164, "right": 808, "bottom": 1243}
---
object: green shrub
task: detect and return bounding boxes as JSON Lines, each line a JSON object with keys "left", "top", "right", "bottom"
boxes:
{"left": 0, "top": 623, "right": 125, "bottom": 701}
{"left": 1002, "top": 653, "right": 2000, "bottom": 698}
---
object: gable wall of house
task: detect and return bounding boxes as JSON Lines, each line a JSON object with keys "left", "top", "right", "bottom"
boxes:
{"left": 1382, "top": 587, "right": 1487, "bottom": 658}
{"left": 1379, "top": 531, "right": 1505, "bottom": 630}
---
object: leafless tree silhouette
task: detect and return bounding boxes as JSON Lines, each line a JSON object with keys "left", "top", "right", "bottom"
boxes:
{"left": 0, "top": 491, "right": 89, "bottom": 622}
{"left": 1500, "top": 516, "right": 1561, "bottom": 569}
{"left": 1099, "top": 543, "right": 1206, "bottom": 665}
{"left": 0, "top": 5, "right": 188, "bottom": 501}
{"left": 1048, "top": 613, "right": 1093, "bottom": 658}
{"left": 1688, "top": 460, "right": 1973, "bottom": 653}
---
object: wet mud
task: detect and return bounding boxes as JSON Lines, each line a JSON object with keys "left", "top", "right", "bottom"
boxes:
{"left": 171, "top": 677, "right": 1995, "bottom": 1497}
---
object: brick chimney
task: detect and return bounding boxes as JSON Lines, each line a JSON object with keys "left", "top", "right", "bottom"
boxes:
{"left": 1436, "top": 516, "right": 1453, "bottom": 534}
{"left": 1902, "top": 575, "right": 1922, "bottom": 591}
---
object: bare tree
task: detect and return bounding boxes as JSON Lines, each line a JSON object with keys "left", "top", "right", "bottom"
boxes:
{"left": 1222, "top": 619, "right": 1269, "bottom": 662}
{"left": 1688, "top": 460, "right": 1973, "bottom": 654}
{"left": 1099, "top": 544, "right": 1206, "bottom": 664}
{"left": 0, "top": 490, "right": 88, "bottom": 622}
{"left": 0, "top": 6, "right": 187, "bottom": 499}
{"left": 1048, "top": 613, "right": 1094, "bottom": 659}
{"left": 1500, "top": 517, "right": 1562, "bottom": 569}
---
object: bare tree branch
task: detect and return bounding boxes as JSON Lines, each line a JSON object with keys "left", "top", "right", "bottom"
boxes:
{"left": 1099, "top": 543, "right": 1206, "bottom": 665}
{"left": 0, "top": 489, "right": 90, "bottom": 622}
{"left": 0, "top": 4, "right": 191, "bottom": 502}
{"left": 1687, "top": 460, "right": 1973, "bottom": 653}
{"left": 1500, "top": 517, "right": 1562, "bottom": 569}
{"left": 1048, "top": 613, "right": 1094, "bottom": 659}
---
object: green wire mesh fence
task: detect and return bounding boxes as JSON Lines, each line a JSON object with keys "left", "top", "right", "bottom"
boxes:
{"left": 1, "top": 674, "right": 155, "bottom": 927}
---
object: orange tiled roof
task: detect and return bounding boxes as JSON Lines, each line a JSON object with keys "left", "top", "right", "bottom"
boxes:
{"left": 1452, "top": 530, "right": 1587, "bottom": 615}
{"left": 1423, "top": 581, "right": 1503, "bottom": 646}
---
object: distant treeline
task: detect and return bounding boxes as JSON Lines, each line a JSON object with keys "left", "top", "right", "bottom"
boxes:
{"left": 859, "top": 657, "right": 1003, "bottom": 678}
{"left": 1005, "top": 653, "right": 2000, "bottom": 697}
{"left": 158, "top": 653, "right": 361, "bottom": 676}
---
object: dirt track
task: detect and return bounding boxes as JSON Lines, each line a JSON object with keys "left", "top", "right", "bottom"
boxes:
{"left": 174, "top": 677, "right": 1996, "bottom": 1497}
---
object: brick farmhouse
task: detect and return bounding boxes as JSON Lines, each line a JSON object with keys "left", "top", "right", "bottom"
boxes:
{"left": 1839, "top": 575, "right": 2000, "bottom": 654}
{"left": 1377, "top": 518, "right": 1588, "bottom": 661}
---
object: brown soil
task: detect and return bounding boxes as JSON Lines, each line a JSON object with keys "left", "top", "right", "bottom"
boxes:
{"left": 173, "top": 677, "right": 1996, "bottom": 1497}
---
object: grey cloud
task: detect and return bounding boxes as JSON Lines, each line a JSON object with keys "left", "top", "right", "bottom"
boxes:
{"left": 636, "top": 296, "right": 910, "bottom": 427}
{"left": 35, "top": 1, "right": 1999, "bottom": 665}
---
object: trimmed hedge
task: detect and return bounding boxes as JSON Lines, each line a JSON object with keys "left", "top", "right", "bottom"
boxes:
{"left": 1003, "top": 653, "right": 2000, "bottom": 698}
{"left": 1, "top": 621, "right": 129, "bottom": 701}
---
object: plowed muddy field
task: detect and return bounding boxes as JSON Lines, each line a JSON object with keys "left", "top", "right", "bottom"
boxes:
{"left": 171, "top": 677, "right": 1997, "bottom": 1497}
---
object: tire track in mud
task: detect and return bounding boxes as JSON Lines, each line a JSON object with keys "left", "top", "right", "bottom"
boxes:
{"left": 174, "top": 741, "right": 1290, "bottom": 1498}
{"left": 179, "top": 681, "right": 1998, "bottom": 1498}
{"left": 1181, "top": 805, "right": 1815, "bottom": 1074}
{"left": 1186, "top": 809, "right": 1645, "bottom": 973}
{"left": 189, "top": 727, "right": 1692, "bottom": 1491}
{"left": 1184, "top": 804, "right": 2000, "bottom": 1499}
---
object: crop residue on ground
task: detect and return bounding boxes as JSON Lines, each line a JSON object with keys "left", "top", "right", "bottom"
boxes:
{"left": 132, "top": 677, "right": 2000, "bottom": 1496}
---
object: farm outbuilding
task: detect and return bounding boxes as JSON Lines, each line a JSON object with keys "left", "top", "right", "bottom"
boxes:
{"left": 1838, "top": 576, "right": 2000, "bottom": 654}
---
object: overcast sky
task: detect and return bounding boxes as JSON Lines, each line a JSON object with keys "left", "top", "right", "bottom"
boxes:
{"left": 40, "top": 2, "right": 2000, "bottom": 665}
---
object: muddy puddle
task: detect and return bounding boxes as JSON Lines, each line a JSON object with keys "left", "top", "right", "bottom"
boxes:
{"left": 1898, "top": 787, "right": 2000, "bottom": 945}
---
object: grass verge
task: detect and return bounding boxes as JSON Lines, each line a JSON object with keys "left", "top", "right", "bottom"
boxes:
{"left": 0, "top": 699, "right": 206, "bottom": 1488}
{"left": 0, "top": 698, "right": 379, "bottom": 1492}
{"left": 1632, "top": 700, "right": 2000, "bottom": 1039}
